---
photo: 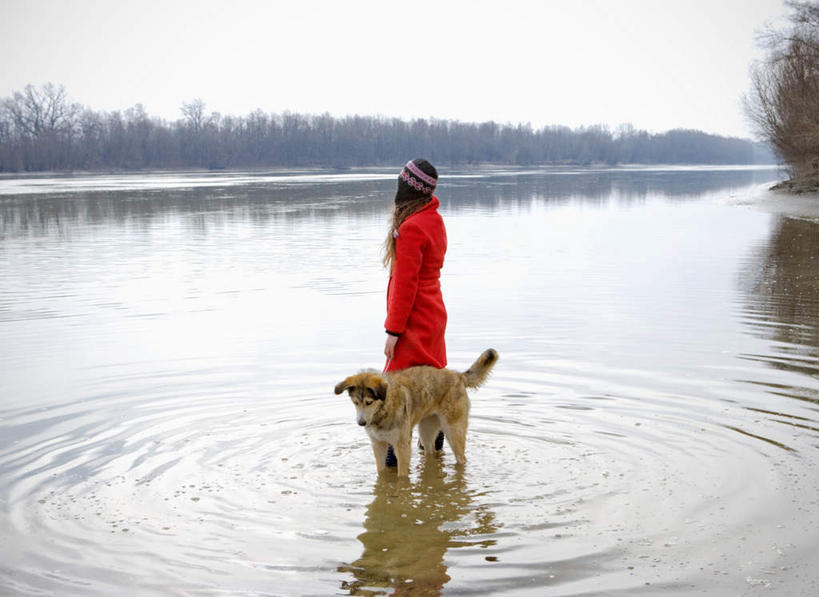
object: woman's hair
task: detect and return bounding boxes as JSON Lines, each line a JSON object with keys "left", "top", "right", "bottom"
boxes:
{"left": 382, "top": 159, "right": 438, "bottom": 270}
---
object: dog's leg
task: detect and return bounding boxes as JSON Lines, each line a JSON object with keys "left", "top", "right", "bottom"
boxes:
{"left": 394, "top": 433, "right": 413, "bottom": 478}
{"left": 418, "top": 415, "right": 441, "bottom": 454}
{"left": 370, "top": 438, "right": 389, "bottom": 473}
{"left": 443, "top": 417, "right": 468, "bottom": 465}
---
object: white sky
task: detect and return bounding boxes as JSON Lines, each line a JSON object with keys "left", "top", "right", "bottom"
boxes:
{"left": 0, "top": 0, "right": 788, "bottom": 138}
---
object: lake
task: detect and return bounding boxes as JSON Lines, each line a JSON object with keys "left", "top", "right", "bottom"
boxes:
{"left": 1, "top": 166, "right": 818, "bottom": 596}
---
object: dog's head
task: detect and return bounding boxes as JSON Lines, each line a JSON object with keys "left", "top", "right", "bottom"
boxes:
{"left": 334, "top": 372, "right": 388, "bottom": 427}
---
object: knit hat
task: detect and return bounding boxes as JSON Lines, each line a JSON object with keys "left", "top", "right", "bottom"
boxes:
{"left": 398, "top": 159, "right": 438, "bottom": 196}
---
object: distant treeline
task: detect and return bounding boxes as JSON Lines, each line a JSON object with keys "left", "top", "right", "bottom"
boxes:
{"left": 0, "top": 84, "right": 774, "bottom": 172}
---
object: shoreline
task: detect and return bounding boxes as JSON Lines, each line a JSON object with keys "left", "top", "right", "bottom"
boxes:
{"left": 769, "top": 176, "right": 819, "bottom": 194}
{"left": 0, "top": 164, "right": 784, "bottom": 197}
{"left": 732, "top": 181, "right": 819, "bottom": 220}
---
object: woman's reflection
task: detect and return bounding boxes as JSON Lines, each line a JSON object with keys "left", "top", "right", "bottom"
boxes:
{"left": 339, "top": 458, "right": 497, "bottom": 595}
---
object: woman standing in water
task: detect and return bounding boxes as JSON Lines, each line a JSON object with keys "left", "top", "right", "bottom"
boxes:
{"left": 383, "top": 158, "right": 447, "bottom": 465}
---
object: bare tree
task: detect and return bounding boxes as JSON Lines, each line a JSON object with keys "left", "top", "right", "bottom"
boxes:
{"left": 745, "top": 1, "right": 819, "bottom": 179}
{"left": 1, "top": 82, "right": 80, "bottom": 136}
{"left": 181, "top": 98, "right": 207, "bottom": 132}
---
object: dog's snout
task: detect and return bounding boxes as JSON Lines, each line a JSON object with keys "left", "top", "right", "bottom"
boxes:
{"left": 357, "top": 419, "right": 366, "bottom": 426}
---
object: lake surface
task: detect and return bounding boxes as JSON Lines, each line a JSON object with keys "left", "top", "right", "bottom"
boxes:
{"left": 1, "top": 166, "right": 818, "bottom": 596}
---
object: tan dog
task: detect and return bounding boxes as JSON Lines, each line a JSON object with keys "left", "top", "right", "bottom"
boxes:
{"left": 334, "top": 349, "right": 498, "bottom": 477}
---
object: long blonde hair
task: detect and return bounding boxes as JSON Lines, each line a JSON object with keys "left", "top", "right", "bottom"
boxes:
{"left": 382, "top": 197, "right": 432, "bottom": 271}
{"left": 383, "top": 158, "right": 438, "bottom": 271}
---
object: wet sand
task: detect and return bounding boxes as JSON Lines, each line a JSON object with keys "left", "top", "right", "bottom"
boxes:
{"left": 729, "top": 181, "right": 819, "bottom": 221}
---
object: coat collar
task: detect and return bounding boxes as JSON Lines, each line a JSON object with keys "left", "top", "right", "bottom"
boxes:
{"left": 413, "top": 195, "right": 439, "bottom": 215}
{"left": 398, "top": 196, "right": 439, "bottom": 234}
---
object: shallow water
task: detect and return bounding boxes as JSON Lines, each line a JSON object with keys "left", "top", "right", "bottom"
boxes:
{"left": 1, "top": 166, "right": 819, "bottom": 596}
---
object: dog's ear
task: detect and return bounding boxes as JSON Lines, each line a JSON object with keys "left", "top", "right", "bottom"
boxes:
{"left": 373, "top": 379, "right": 388, "bottom": 401}
{"left": 334, "top": 377, "right": 354, "bottom": 395}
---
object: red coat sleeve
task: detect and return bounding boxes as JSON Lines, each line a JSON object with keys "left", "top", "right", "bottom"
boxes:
{"left": 384, "top": 220, "right": 426, "bottom": 334}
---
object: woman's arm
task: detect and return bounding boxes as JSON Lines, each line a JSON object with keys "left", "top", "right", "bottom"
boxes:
{"left": 384, "top": 220, "right": 426, "bottom": 334}
{"left": 384, "top": 333, "right": 398, "bottom": 359}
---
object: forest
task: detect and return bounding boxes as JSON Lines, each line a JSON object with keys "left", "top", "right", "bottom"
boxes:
{"left": 0, "top": 84, "right": 774, "bottom": 173}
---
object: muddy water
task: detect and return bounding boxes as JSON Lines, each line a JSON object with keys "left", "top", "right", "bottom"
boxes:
{"left": 1, "top": 166, "right": 818, "bottom": 595}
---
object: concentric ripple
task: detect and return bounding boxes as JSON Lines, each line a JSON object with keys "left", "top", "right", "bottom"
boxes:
{"left": 2, "top": 351, "right": 817, "bottom": 595}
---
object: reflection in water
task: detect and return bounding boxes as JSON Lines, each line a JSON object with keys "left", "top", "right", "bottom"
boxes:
{"left": 0, "top": 167, "right": 780, "bottom": 240}
{"left": 730, "top": 214, "right": 819, "bottom": 456}
{"left": 446, "top": 166, "right": 782, "bottom": 209}
{"left": 339, "top": 459, "right": 497, "bottom": 596}
{"left": 740, "top": 216, "right": 819, "bottom": 400}
{"left": 744, "top": 216, "right": 819, "bottom": 348}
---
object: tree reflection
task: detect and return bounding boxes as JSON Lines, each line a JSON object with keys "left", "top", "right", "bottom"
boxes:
{"left": 339, "top": 459, "right": 497, "bottom": 596}
{"left": 0, "top": 168, "right": 781, "bottom": 241}
{"left": 740, "top": 215, "right": 819, "bottom": 402}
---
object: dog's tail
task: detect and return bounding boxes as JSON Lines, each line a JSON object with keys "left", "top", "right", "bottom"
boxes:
{"left": 461, "top": 349, "right": 499, "bottom": 389}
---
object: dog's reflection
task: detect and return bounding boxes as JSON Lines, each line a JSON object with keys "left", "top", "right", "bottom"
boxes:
{"left": 339, "top": 458, "right": 497, "bottom": 596}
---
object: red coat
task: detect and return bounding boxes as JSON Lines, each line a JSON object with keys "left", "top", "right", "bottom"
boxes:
{"left": 384, "top": 196, "right": 447, "bottom": 372}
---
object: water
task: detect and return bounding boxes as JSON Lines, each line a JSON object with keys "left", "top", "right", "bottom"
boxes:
{"left": 1, "top": 166, "right": 818, "bottom": 595}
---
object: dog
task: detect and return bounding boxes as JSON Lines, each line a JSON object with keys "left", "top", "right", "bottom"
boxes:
{"left": 334, "top": 349, "right": 498, "bottom": 477}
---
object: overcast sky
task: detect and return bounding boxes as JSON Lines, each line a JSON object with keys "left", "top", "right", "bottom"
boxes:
{"left": 0, "top": 0, "right": 788, "bottom": 138}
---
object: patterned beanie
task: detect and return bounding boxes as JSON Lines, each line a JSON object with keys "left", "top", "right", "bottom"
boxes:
{"left": 398, "top": 159, "right": 438, "bottom": 196}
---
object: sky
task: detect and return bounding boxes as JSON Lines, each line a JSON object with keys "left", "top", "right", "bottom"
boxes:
{"left": 0, "top": 0, "right": 789, "bottom": 139}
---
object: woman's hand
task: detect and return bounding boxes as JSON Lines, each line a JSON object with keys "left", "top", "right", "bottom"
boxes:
{"left": 384, "top": 334, "right": 398, "bottom": 360}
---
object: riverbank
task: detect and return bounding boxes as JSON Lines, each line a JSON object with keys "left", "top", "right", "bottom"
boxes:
{"left": 733, "top": 181, "right": 819, "bottom": 221}
{"left": 770, "top": 175, "right": 819, "bottom": 194}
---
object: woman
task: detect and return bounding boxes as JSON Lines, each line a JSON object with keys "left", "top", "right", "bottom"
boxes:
{"left": 382, "top": 158, "right": 447, "bottom": 464}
